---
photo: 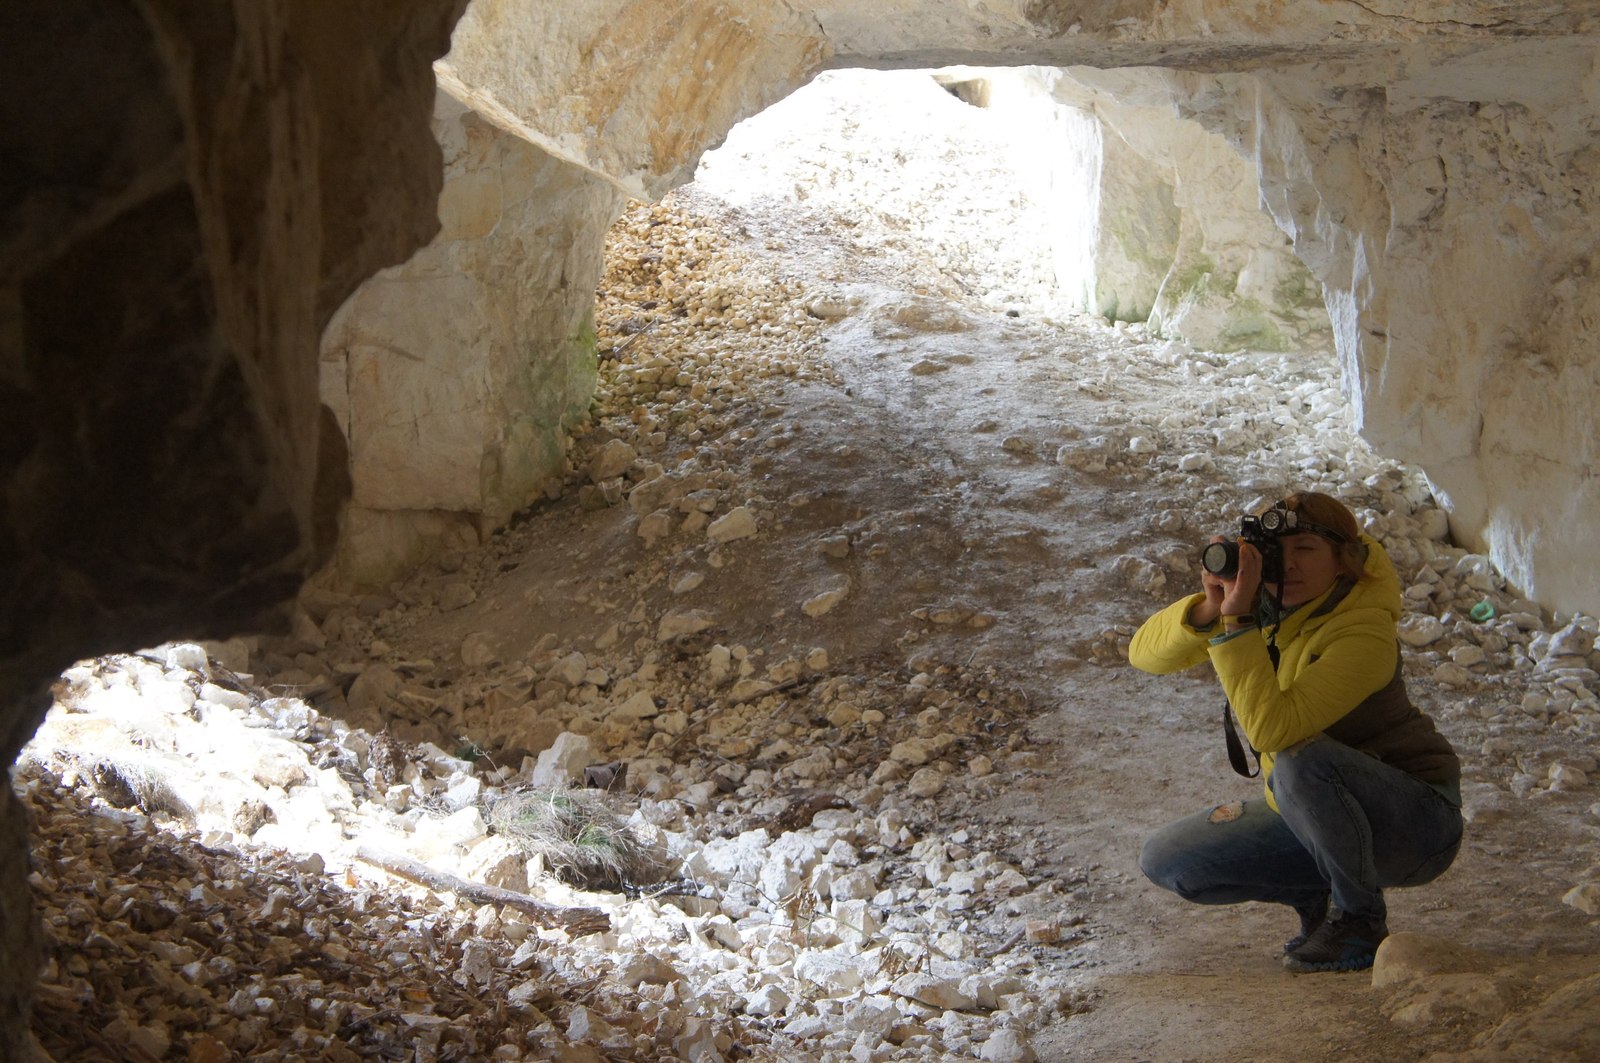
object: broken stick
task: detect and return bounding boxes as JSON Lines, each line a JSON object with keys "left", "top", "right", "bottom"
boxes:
{"left": 353, "top": 847, "right": 611, "bottom": 936}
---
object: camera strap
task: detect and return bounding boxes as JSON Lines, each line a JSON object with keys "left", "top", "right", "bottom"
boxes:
{"left": 1222, "top": 639, "right": 1277, "bottom": 779}
{"left": 1222, "top": 704, "right": 1259, "bottom": 777}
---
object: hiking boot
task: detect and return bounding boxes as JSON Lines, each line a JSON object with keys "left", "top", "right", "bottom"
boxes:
{"left": 1283, "top": 911, "right": 1388, "bottom": 973}
{"left": 1283, "top": 892, "right": 1331, "bottom": 954}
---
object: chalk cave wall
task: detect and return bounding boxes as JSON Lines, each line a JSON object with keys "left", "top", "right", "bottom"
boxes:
{"left": 984, "top": 66, "right": 1330, "bottom": 350}
{"left": 1187, "top": 42, "right": 1600, "bottom": 615}
{"left": 320, "top": 88, "right": 623, "bottom": 589}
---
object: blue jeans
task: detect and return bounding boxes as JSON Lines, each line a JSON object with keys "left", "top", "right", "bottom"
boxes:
{"left": 1140, "top": 736, "right": 1463, "bottom": 921}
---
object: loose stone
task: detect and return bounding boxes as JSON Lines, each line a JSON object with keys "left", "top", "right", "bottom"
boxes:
{"left": 707, "top": 506, "right": 758, "bottom": 542}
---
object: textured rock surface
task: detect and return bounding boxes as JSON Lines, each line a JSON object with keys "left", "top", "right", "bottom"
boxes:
{"left": 1, "top": 1, "right": 465, "bottom": 1056}
{"left": 438, "top": 0, "right": 831, "bottom": 199}
{"left": 1164, "top": 42, "right": 1600, "bottom": 615}
{"left": 1023, "top": 66, "right": 1329, "bottom": 350}
{"left": 321, "top": 87, "right": 622, "bottom": 588}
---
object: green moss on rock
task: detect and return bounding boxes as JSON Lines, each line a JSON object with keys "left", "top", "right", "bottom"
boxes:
{"left": 1216, "top": 298, "right": 1288, "bottom": 352}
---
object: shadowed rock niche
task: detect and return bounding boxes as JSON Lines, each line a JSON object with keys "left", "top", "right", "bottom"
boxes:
{"left": 0, "top": 0, "right": 465, "bottom": 1055}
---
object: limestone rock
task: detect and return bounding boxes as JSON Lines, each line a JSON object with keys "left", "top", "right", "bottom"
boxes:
{"left": 1416, "top": 508, "right": 1451, "bottom": 540}
{"left": 729, "top": 679, "right": 775, "bottom": 703}
{"left": 1399, "top": 616, "right": 1449, "bottom": 647}
{"left": 1562, "top": 882, "right": 1600, "bottom": 915}
{"left": 1056, "top": 441, "right": 1108, "bottom": 472}
{"left": 1548, "top": 622, "right": 1596, "bottom": 659}
{"left": 348, "top": 665, "right": 405, "bottom": 717}
{"left": 659, "top": 610, "right": 715, "bottom": 641}
{"left": 979, "top": 1029, "right": 1036, "bottom": 1063}
{"left": 802, "top": 586, "right": 850, "bottom": 617}
{"left": 1427, "top": 974, "right": 1600, "bottom": 1062}
{"left": 549, "top": 651, "right": 589, "bottom": 686}
{"left": 705, "top": 645, "right": 733, "bottom": 684}
{"left": 440, "top": 0, "right": 825, "bottom": 199}
{"left": 818, "top": 535, "right": 852, "bottom": 559}
{"left": 460, "top": 632, "right": 496, "bottom": 668}
{"left": 588, "top": 439, "right": 638, "bottom": 482}
{"left": 613, "top": 692, "right": 660, "bottom": 721}
{"left": 889, "top": 738, "right": 934, "bottom": 766}
{"left": 1371, "top": 933, "right": 1485, "bottom": 990}
{"left": 639, "top": 508, "right": 676, "bottom": 544}
{"left": 892, "top": 973, "right": 975, "bottom": 1011}
{"left": 614, "top": 952, "right": 681, "bottom": 987}
{"left": 322, "top": 88, "right": 624, "bottom": 589}
{"left": 707, "top": 506, "right": 759, "bottom": 543}
{"left": 746, "top": 983, "right": 790, "bottom": 1017}
{"left": 438, "top": 581, "right": 478, "bottom": 611}
{"left": 793, "top": 947, "right": 867, "bottom": 995}
{"left": 530, "top": 732, "right": 594, "bottom": 788}
{"left": 1550, "top": 764, "right": 1589, "bottom": 792}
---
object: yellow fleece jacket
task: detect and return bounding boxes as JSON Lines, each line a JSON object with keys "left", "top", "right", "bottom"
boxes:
{"left": 1128, "top": 535, "right": 1405, "bottom": 810}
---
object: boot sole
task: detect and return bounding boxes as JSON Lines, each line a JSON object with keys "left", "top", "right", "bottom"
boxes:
{"left": 1282, "top": 953, "right": 1374, "bottom": 973}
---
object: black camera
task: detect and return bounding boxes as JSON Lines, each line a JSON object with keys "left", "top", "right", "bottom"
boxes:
{"left": 1201, "top": 508, "right": 1294, "bottom": 582}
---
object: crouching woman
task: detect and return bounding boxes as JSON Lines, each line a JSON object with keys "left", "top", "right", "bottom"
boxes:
{"left": 1131, "top": 491, "right": 1463, "bottom": 972}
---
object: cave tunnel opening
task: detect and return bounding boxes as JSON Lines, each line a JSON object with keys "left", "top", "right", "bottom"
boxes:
{"left": 14, "top": 46, "right": 1600, "bottom": 1063}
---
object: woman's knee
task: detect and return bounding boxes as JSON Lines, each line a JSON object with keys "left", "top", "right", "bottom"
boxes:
{"left": 1268, "top": 736, "right": 1341, "bottom": 805}
{"left": 1139, "top": 829, "right": 1179, "bottom": 891}
{"left": 1140, "top": 808, "right": 1237, "bottom": 898}
{"left": 1139, "top": 819, "right": 1187, "bottom": 890}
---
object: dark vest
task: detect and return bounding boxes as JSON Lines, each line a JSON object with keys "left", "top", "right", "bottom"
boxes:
{"left": 1233, "top": 577, "right": 1462, "bottom": 785}
{"left": 1322, "top": 642, "right": 1460, "bottom": 785}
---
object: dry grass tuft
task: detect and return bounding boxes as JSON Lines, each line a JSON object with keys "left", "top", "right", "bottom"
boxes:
{"left": 83, "top": 756, "right": 195, "bottom": 822}
{"left": 487, "top": 788, "right": 668, "bottom": 891}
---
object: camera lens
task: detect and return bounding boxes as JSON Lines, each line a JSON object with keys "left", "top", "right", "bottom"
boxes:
{"left": 1201, "top": 541, "right": 1239, "bottom": 578}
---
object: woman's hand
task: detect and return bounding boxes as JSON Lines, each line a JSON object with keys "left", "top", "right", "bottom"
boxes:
{"left": 1219, "top": 540, "right": 1262, "bottom": 617}
{"left": 1190, "top": 537, "right": 1262, "bottom": 628}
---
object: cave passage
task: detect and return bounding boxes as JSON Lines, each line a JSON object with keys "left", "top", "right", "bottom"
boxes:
{"left": 22, "top": 61, "right": 1600, "bottom": 1063}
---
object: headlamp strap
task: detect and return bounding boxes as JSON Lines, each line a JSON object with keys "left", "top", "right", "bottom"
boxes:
{"left": 1271, "top": 502, "right": 1348, "bottom": 544}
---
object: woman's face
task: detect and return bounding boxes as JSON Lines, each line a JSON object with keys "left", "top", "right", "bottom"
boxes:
{"left": 1271, "top": 533, "right": 1341, "bottom": 607}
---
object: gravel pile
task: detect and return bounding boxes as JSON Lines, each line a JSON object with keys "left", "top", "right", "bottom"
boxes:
{"left": 23, "top": 632, "right": 1075, "bottom": 1063}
